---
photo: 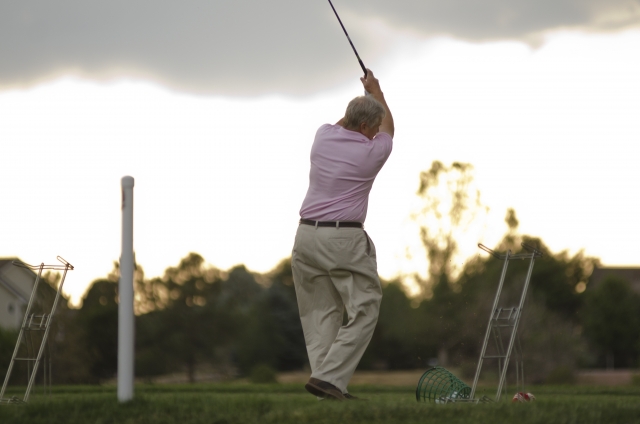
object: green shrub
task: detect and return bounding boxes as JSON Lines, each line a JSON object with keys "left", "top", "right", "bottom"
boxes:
{"left": 0, "top": 328, "right": 18, "bottom": 379}
{"left": 249, "top": 364, "right": 277, "bottom": 384}
{"left": 545, "top": 365, "right": 576, "bottom": 384}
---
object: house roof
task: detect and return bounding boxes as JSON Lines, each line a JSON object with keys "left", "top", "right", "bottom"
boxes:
{"left": 0, "top": 259, "right": 16, "bottom": 268}
{"left": 589, "top": 266, "right": 640, "bottom": 294}
{"left": 0, "top": 258, "right": 33, "bottom": 303}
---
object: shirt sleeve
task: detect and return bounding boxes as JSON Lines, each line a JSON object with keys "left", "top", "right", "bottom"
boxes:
{"left": 316, "top": 123, "right": 333, "bottom": 136}
{"left": 374, "top": 132, "right": 393, "bottom": 158}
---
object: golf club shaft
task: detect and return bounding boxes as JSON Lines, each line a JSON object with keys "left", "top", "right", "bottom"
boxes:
{"left": 327, "top": 0, "right": 367, "bottom": 77}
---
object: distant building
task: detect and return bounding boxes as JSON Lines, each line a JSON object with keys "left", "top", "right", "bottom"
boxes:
{"left": 0, "top": 258, "right": 36, "bottom": 330}
{"left": 589, "top": 266, "right": 640, "bottom": 294}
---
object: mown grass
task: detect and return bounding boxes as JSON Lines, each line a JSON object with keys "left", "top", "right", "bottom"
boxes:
{"left": 2, "top": 383, "right": 640, "bottom": 424}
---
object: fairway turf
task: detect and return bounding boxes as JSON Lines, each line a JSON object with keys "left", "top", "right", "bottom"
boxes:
{"left": 1, "top": 384, "right": 640, "bottom": 424}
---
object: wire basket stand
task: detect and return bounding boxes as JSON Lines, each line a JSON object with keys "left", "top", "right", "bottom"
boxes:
{"left": 469, "top": 243, "right": 542, "bottom": 401}
{"left": 416, "top": 243, "right": 542, "bottom": 403}
{"left": 0, "top": 257, "right": 74, "bottom": 404}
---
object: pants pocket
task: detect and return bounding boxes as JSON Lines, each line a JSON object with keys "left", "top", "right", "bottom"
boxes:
{"left": 363, "top": 230, "right": 376, "bottom": 258}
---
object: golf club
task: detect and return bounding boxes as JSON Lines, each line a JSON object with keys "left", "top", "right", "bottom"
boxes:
{"left": 327, "top": 0, "right": 367, "bottom": 78}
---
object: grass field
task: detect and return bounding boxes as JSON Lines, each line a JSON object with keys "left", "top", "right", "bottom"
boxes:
{"left": 1, "top": 383, "right": 640, "bottom": 424}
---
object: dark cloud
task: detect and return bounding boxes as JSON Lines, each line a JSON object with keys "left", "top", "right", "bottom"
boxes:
{"left": 352, "top": 0, "right": 640, "bottom": 40}
{"left": 1, "top": 0, "right": 639, "bottom": 95}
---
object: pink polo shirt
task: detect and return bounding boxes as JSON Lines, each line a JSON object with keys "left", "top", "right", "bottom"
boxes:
{"left": 299, "top": 124, "right": 393, "bottom": 223}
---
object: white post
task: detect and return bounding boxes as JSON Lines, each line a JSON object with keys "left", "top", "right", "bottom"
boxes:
{"left": 118, "top": 176, "right": 135, "bottom": 402}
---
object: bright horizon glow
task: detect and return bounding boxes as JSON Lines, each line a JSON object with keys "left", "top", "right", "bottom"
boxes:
{"left": 1, "top": 30, "right": 639, "bottom": 306}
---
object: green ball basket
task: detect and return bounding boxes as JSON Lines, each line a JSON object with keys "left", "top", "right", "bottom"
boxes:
{"left": 416, "top": 367, "right": 472, "bottom": 403}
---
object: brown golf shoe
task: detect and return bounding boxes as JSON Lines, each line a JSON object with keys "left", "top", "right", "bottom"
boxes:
{"left": 343, "top": 393, "right": 366, "bottom": 401}
{"left": 305, "top": 378, "right": 345, "bottom": 401}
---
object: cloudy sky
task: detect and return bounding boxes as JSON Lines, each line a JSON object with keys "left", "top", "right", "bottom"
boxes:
{"left": 1, "top": 0, "right": 639, "bottom": 304}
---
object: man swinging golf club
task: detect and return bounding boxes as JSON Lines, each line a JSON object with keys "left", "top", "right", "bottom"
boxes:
{"left": 292, "top": 69, "right": 394, "bottom": 400}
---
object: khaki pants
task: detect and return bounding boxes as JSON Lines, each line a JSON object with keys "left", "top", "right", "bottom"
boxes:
{"left": 291, "top": 224, "right": 382, "bottom": 393}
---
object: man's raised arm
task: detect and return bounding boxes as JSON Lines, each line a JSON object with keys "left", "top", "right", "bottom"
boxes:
{"left": 361, "top": 69, "right": 394, "bottom": 138}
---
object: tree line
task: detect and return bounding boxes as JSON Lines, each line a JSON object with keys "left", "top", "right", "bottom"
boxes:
{"left": 2, "top": 161, "right": 639, "bottom": 385}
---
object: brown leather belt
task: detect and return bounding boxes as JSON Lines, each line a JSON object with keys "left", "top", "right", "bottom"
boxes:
{"left": 299, "top": 219, "right": 363, "bottom": 229}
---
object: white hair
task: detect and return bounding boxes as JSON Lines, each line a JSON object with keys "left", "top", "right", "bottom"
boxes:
{"left": 343, "top": 96, "right": 385, "bottom": 130}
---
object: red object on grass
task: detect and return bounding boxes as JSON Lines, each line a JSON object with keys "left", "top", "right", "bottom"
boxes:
{"left": 512, "top": 392, "right": 536, "bottom": 402}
